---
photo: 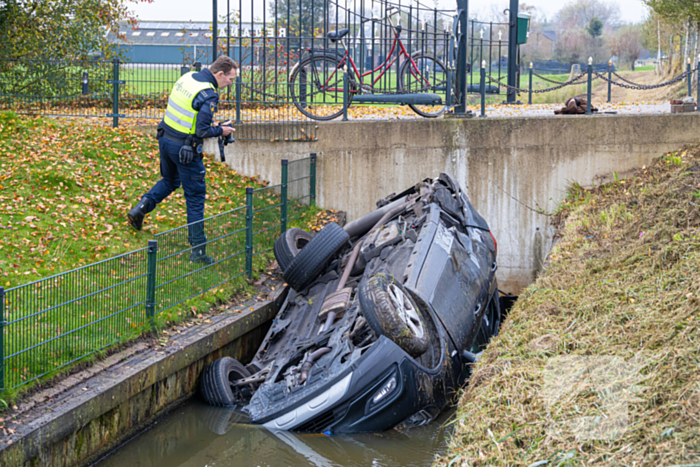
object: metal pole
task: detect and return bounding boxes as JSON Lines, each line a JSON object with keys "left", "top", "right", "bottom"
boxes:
{"left": 245, "top": 187, "right": 253, "bottom": 279}
{"left": 506, "top": 0, "right": 518, "bottom": 103}
{"left": 146, "top": 240, "right": 158, "bottom": 332}
{"left": 696, "top": 57, "right": 700, "bottom": 110}
{"left": 528, "top": 62, "right": 532, "bottom": 105}
{"left": 687, "top": 59, "right": 692, "bottom": 97}
{"left": 112, "top": 58, "right": 120, "bottom": 128}
{"left": 454, "top": 0, "right": 468, "bottom": 115}
{"left": 310, "top": 153, "right": 317, "bottom": 206}
{"left": 0, "top": 286, "right": 5, "bottom": 393}
{"left": 342, "top": 70, "right": 349, "bottom": 121}
{"left": 212, "top": 0, "right": 218, "bottom": 63}
{"left": 281, "top": 159, "right": 288, "bottom": 234}
{"left": 235, "top": 75, "right": 242, "bottom": 123}
{"left": 480, "top": 61, "right": 486, "bottom": 117}
{"left": 586, "top": 58, "right": 592, "bottom": 115}
{"left": 607, "top": 60, "right": 612, "bottom": 103}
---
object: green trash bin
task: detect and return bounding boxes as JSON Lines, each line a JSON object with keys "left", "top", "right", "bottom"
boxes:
{"left": 517, "top": 13, "right": 530, "bottom": 44}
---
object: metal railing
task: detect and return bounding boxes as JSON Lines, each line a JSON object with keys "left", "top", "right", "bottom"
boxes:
{"left": 0, "top": 155, "right": 316, "bottom": 392}
{"left": 473, "top": 60, "right": 700, "bottom": 116}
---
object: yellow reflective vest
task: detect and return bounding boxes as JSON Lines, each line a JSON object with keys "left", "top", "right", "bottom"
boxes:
{"left": 163, "top": 72, "right": 216, "bottom": 134}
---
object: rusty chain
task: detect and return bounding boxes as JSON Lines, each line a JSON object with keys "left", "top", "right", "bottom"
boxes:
{"left": 533, "top": 71, "right": 588, "bottom": 85}
{"left": 484, "top": 70, "right": 591, "bottom": 94}
{"left": 594, "top": 69, "right": 693, "bottom": 90}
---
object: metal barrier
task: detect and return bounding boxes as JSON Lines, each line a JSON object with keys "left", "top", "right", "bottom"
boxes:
{"left": 476, "top": 59, "right": 699, "bottom": 117}
{"left": 0, "top": 155, "right": 316, "bottom": 392}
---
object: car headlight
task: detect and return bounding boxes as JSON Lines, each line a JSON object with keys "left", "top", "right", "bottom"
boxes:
{"left": 371, "top": 374, "right": 398, "bottom": 406}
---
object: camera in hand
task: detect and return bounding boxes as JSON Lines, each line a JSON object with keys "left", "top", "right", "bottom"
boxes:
{"left": 220, "top": 123, "right": 235, "bottom": 145}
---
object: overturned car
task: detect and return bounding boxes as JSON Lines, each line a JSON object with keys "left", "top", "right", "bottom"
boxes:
{"left": 200, "top": 174, "right": 501, "bottom": 434}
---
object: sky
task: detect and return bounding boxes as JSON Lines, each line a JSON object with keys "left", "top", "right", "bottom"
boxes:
{"left": 128, "top": 0, "right": 649, "bottom": 25}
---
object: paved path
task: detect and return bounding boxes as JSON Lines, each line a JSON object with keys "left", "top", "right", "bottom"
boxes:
{"left": 473, "top": 101, "right": 674, "bottom": 118}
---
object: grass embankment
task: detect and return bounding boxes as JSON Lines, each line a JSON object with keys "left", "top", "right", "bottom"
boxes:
{"left": 0, "top": 112, "right": 320, "bottom": 397}
{"left": 0, "top": 111, "right": 273, "bottom": 286}
{"left": 440, "top": 148, "right": 700, "bottom": 465}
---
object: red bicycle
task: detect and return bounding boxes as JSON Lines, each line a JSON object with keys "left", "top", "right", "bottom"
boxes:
{"left": 289, "top": 7, "right": 449, "bottom": 121}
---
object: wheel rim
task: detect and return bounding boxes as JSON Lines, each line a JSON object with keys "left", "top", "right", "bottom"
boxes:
{"left": 400, "top": 54, "right": 448, "bottom": 118}
{"left": 228, "top": 369, "right": 251, "bottom": 402}
{"left": 387, "top": 284, "right": 425, "bottom": 339}
{"left": 290, "top": 56, "right": 349, "bottom": 120}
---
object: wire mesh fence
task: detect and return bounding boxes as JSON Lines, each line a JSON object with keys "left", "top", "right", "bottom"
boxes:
{"left": 0, "top": 155, "right": 316, "bottom": 392}
{"left": 153, "top": 206, "right": 248, "bottom": 314}
{"left": 1, "top": 247, "right": 150, "bottom": 390}
{"left": 288, "top": 156, "right": 314, "bottom": 225}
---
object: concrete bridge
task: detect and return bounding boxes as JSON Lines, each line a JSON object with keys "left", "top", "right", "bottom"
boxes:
{"left": 209, "top": 113, "right": 700, "bottom": 294}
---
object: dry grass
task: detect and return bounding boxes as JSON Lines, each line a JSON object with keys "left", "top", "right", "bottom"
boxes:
{"left": 436, "top": 147, "right": 700, "bottom": 466}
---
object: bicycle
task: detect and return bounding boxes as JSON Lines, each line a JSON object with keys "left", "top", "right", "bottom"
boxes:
{"left": 288, "top": 7, "right": 449, "bottom": 121}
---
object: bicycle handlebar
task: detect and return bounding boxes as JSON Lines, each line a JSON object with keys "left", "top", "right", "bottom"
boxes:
{"left": 361, "top": 8, "right": 400, "bottom": 24}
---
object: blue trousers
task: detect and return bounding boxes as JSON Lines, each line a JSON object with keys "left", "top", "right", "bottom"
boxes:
{"left": 142, "top": 137, "right": 207, "bottom": 247}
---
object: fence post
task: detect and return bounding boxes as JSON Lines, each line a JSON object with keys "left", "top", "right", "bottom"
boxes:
{"left": 146, "top": 240, "right": 158, "bottom": 332}
{"left": 528, "top": 62, "right": 533, "bottom": 105}
{"left": 608, "top": 60, "right": 612, "bottom": 102}
{"left": 245, "top": 187, "right": 254, "bottom": 279}
{"left": 687, "top": 59, "right": 692, "bottom": 97}
{"left": 480, "top": 61, "right": 486, "bottom": 117}
{"left": 310, "top": 153, "right": 317, "bottom": 206}
{"left": 281, "top": 159, "right": 288, "bottom": 234}
{"left": 342, "top": 70, "right": 349, "bottom": 122}
{"left": 586, "top": 57, "right": 592, "bottom": 115}
{"left": 111, "top": 58, "right": 120, "bottom": 128}
{"left": 235, "top": 75, "right": 242, "bottom": 124}
{"left": 82, "top": 71, "right": 89, "bottom": 95}
{"left": 0, "top": 286, "right": 4, "bottom": 393}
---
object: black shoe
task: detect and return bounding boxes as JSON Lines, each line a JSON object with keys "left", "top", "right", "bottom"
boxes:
{"left": 127, "top": 199, "right": 151, "bottom": 231}
{"left": 190, "top": 246, "right": 216, "bottom": 265}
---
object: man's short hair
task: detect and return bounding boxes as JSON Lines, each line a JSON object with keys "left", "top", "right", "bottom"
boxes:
{"left": 209, "top": 56, "right": 239, "bottom": 75}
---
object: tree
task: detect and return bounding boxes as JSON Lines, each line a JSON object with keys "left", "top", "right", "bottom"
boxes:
{"left": 0, "top": 0, "right": 151, "bottom": 60}
{"left": 555, "top": 0, "right": 620, "bottom": 29}
{"left": 610, "top": 25, "right": 645, "bottom": 70}
{"left": 554, "top": 27, "right": 587, "bottom": 65}
{"left": 268, "top": 0, "right": 327, "bottom": 49}
{"left": 587, "top": 17, "right": 603, "bottom": 37}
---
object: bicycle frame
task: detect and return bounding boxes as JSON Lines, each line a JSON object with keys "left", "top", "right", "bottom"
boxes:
{"left": 317, "top": 27, "right": 426, "bottom": 93}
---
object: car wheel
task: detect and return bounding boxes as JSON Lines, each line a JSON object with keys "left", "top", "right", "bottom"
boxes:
{"left": 283, "top": 223, "right": 349, "bottom": 291}
{"left": 359, "top": 273, "right": 430, "bottom": 358}
{"left": 274, "top": 228, "right": 314, "bottom": 272}
{"left": 201, "top": 357, "right": 252, "bottom": 407}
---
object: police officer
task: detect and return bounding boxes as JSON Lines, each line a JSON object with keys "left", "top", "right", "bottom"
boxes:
{"left": 127, "top": 56, "right": 238, "bottom": 264}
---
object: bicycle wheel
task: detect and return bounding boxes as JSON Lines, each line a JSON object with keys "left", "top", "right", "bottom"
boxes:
{"left": 399, "top": 53, "right": 448, "bottom": 118}
{"left": 289, "top": 54, "right": 354, "bottom": 121}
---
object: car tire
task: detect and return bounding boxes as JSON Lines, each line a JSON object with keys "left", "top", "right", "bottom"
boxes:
{"left": 283, "top": 223, "right": 349, "bottom": 291}
{"left": 200, "top": 357, "right": 251, "bottom": 407}
{"left": 359, "top": 273, "right": 430, "bottom": 358}
{"left": 274, "top": 228, "right": 314, "bottom": 272}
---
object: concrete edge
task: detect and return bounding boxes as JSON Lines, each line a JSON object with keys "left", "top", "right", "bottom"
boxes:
{"left": 0, "top": 286, "right": 287, "bottom": 465}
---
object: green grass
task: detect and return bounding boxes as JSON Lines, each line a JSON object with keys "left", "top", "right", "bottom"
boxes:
{"left": 0, "top": 111, "right": 317, "bottom": 394}
{"left": 438, "top": 146, "right": 700, "bottom": 466}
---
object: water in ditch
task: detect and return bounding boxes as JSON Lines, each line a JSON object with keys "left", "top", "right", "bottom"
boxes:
{"left": 96, "top": 400, "right": 455, "bottom": 467}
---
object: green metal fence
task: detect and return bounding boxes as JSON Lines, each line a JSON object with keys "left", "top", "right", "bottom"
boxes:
{"left": 0, "top": 155, "right": 316, "bottom": 392}
{"left": 0, "top": 58, "right": 316, "bottom": 141}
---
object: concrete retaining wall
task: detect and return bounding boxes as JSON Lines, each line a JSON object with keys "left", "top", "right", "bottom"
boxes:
{"left": 0, "top": 291, "right": 283, "bottom": 467}
{"left": 208, "top": 113, "right": 700, "bottom": 293}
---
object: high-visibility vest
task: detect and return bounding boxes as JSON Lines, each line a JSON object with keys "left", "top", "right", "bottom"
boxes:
{"left": 163, "top": 72, "right": 216, "bottom": 134}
